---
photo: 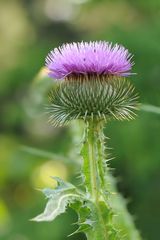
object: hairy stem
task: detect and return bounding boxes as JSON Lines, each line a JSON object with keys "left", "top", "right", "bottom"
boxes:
{"left": 79, "top": 119, "right": 142, "bottom": 240}
{"left": 87, "top": 120, "right": 100, "bottom": 201}
{"left": 81, "top": 119, "right": 141, "bottom": 240}
{"left": 89, "top": 120, "right": 109, "bottom": 239}
{"left": 96, "top": 121, "right": 108, "bottom": 196}
{"left": 81, "top": 119, "right": 113, "bottom": 240}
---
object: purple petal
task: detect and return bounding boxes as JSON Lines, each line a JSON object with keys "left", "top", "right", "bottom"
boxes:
{"left": 45, "top": 41, "right": 134, "bottom": 79}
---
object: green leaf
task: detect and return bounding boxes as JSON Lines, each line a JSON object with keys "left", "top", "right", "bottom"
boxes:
{"left": 32, "top": 177, "right": 81, "bottom": 222}
{"left": 70, "top": 200, "right": 94, "bottom": 236}
{"left": 141, "top": 104, "right": 160, "bottom": 115}
{"left": 21, "top": 145, "right": 70, "bottom": 163}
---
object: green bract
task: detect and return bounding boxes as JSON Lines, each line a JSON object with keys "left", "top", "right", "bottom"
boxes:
{"left": 48, "top": 75, "right": 138, "bottom": 126}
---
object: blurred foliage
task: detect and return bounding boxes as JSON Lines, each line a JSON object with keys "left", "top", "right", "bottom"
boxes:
{"left": 0, "top": 0, "right": 160, "bottom": 239}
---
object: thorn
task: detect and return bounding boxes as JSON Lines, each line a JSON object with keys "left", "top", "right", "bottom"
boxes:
{"left": 71, "top": 221, "right": 79, "bottom": 226}
{"left": 35, "top": 188, "right": 43, "bottom": 192}
{"left": 111, "top": 192, "right": 117, "bottom": 195}
{"left": 105, "top": 157, "right": 115, "bottom": 162}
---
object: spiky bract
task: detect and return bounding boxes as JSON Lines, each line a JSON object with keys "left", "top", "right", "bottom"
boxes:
{"left": 48, "top": 75, "right": 138, "bottom": 126}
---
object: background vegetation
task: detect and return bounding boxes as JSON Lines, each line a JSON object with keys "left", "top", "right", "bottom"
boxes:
{"left": 0, "top": 0, "right": 160, "bottom": 239}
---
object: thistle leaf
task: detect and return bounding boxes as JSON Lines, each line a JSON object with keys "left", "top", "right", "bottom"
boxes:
{"left": 32, "top": 178, "right": 81, "bottom": 222}
{"left": 70, "top": 200, "right": 94, "bottom": 235}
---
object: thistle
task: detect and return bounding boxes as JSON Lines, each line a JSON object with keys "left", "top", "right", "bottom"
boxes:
{"left": 33, "top": 41, "right": 141, "bottom": 240}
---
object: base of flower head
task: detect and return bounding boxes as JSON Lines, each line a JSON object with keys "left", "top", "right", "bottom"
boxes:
{"left": 48, "top": 74, "right": 138, "bottom": 127}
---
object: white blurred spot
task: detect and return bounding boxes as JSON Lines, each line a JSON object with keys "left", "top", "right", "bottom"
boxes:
{"left": 45, "top": 0, "right": 76, "bottom": 21}
{"left": 69, "top": 0, "right": 88, "bottom": 4}
{"left": 44, "top": 0, "right": 88, "bottom": 22}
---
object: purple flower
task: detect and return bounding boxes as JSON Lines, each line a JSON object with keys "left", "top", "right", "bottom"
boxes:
{"left": 45, "top": 41, "right": 134, "bottom": 79}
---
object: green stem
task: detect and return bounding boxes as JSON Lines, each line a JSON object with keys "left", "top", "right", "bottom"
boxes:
{"left": 96, "top": 122, "right": 107, "bottom": 195}
{"left": 82, "top": 119, "right": 110, "bottom": 240}
{"left": 72, "top": 121, "right": 142, "bottom": 240}
{"left": 87, "top": 120, "right": 100, "bottom": 201}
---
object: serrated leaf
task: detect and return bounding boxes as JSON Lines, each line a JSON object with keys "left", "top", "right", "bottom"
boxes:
{"left": 68, "top": 224, "right": 91, "bottom": 237}
{"left": 32, "top": 178, "right": 81, "bottom": 222}
{"left": 69, "top": 200, "right": 94, "bottom": 236}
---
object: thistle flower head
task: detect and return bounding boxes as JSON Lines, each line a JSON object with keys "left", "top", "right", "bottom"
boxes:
{"left": 46, "top": 41, "right": 138, "bottom": 126}
{"left": 46, "top": 41, "right": 133, "bottom": 79}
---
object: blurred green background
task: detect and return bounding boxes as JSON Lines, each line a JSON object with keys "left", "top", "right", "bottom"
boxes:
{"left": 0, "top": 0, "right": 160, "bottom": 239}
